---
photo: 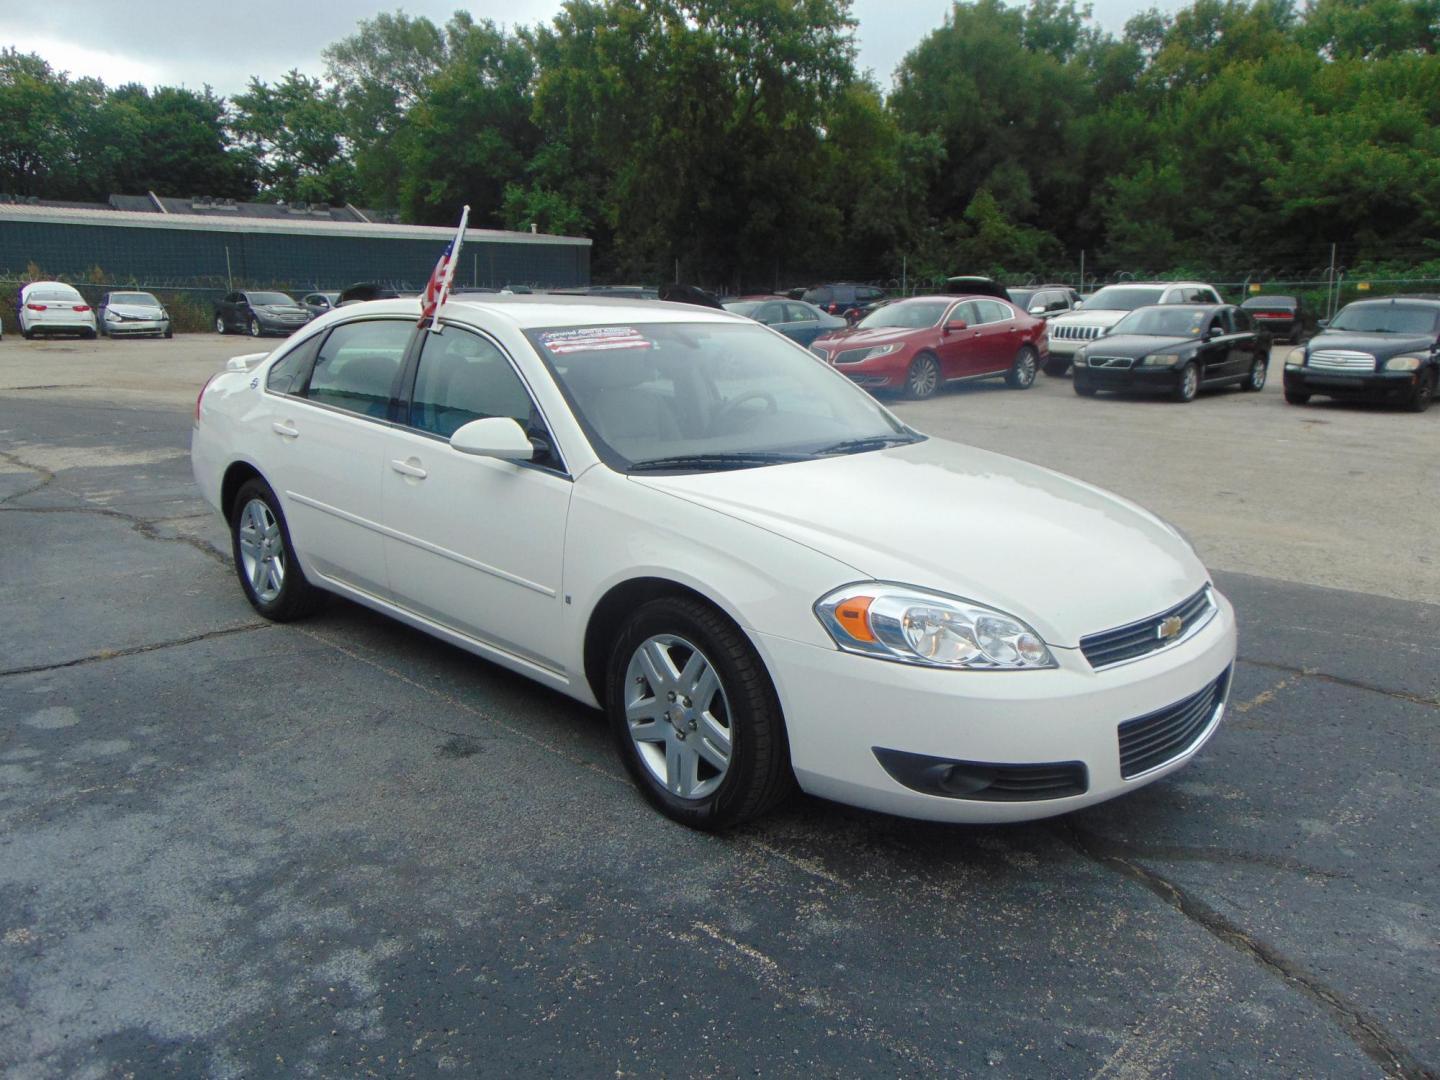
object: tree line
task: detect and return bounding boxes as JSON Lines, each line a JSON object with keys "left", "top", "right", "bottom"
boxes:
{"left": 2, "top": 0, "right": 1438, "bottom": 288}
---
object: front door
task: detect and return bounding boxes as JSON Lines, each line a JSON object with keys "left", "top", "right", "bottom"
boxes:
{"left": 380, "top": 323, "right": 572, "bottom": 672}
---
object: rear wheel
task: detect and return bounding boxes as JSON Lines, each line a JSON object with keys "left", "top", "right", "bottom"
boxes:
{"left": 230, "top": 478, "right": 321, "bottom": 621}
{"left": 607, "top": 596, "right": 793, "bottom": 829}
{"left": 1242, "top": 356, "right": 1267, "bottom": 392}
{"left": 248, "top": 317, "right": 262, "bottom": 337}
{"left": 1005, "top": 345, "right": 1039, "bottom": 389}
{"left": 1284, "top": 388, "right": 1310, "bottom": 405}
{"left": 215, "top": 314, "right": 226, "bottom": 335}
{"left": 83, "top": 328, "right": 97, "bottom": 340}
{"left": 1172, "top": 362, "right": 1199, "bottom": 403}
{"left": 1406, "top": 369, "right": 1434, "bottom": 413}
{"left": 905, "top": 353, "right": 940, "bottom": 400}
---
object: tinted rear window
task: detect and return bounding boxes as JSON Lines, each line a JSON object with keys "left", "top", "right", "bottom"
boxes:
{"left": 27, "top": 285, "right": 82, "bottom": 301}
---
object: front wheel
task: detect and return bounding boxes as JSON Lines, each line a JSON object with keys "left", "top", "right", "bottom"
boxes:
{"left": 1172, "top": 362, "right": 1199, "bottom": 403}
{"left": 607, "top": 596, "right": 793, "bottom": 830}
{"left": 215, "top": 314, "right": 226, "bottom": 335}
{"left": 1005, "top": 345, "right": 1039, "bottom": 389}
{"left": 230, "top": 479, "right": 321, "bottom": 621}
{"left": 904, "top": 353, "right": 940, "bottom": 399}
{"left": 248, "top": 317, "right": 262, "bottom": 338}
{"left": 1406, "top": 370, "right": 1435, "bottom": 413}
{"left": 1242, "top": 356, "right": 1267, "bottom": 392}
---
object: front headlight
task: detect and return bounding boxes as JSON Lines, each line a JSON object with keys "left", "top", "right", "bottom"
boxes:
{"left": 815, "top": 585, "right": 1056, "bottom": 670}
{"left": 1384, "top": 355, "right": 1422, "bottom": 372}
{"left": 1073, "top": 350, "right": 1087, "bottom": 367}
{"left": 1284, "top": 346, "right": 1306, "bottom": 370}
{"left": 1139, "top": 353, "right": 1182, "bottom": 367}
{"left": 105, "top": 310, "right": 119, "bottom": 320}
{"left": 858, "top": 343, "right": 902, "bottom": 361}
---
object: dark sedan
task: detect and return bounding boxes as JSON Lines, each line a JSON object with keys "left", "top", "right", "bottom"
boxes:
{"left": 214, "top": 291, "right": 311, "bottom": 337}
{"left": 1283, "top": 297, "right": 1438, "bottom": 412}
{"left": 1072, "top": 304, "right": 1269, "bottom": 403}
{"left": 1241, "top": 294, "right": 1312, "bottom": 343}
{"left": 723, "top": 296, "right": 846, "bottom": 346}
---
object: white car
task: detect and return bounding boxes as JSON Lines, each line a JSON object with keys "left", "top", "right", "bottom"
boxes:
{"left": 1046, "top": 282, "right": 1221, "bottom": 373}
{"left": 192, "top": 297, "right": 1237, "bottom": 829}
{"left": 18, "top": 281, "right": 97, "bottom": 340}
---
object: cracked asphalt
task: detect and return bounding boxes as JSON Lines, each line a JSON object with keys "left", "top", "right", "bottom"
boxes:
{"left": 1, "top": 336, "right": 1436, "bottom": 1078}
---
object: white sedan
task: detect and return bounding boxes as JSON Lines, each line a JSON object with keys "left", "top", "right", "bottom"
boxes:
{"left": 18, "top": 281, "right": 97, "bottom": 339}
{"left": 192, "top": 296, "right": 1237, "bottom": 829}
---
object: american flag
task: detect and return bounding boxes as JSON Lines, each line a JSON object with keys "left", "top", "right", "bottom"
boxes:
{"left": 419, "top": 204, "right": 470, "bottom": 329}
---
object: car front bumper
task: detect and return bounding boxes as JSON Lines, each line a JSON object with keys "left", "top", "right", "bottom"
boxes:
{"left": 1074, "top": 364, "right": 1180, "bottom": 392}
{"left": 105, "top": 319, "right": 169, "bottom": 336}
{"left": 1283, "top": 366, "right": 1422, "bottom": 402}
{"left": 755, "top": 589, "right": 1237, "bottom": 823}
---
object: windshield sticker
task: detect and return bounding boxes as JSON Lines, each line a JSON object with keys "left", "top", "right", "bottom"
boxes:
{"left": 540, "top": 327, "right": 654, "bottom": 355}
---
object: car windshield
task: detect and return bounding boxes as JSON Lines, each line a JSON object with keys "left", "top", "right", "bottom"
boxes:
{"left": 249, "top": 292, "right": 294, "bottom": 306}
{"left": 857, "top": 300, "right": 949, "bottom": 330}
{"left": 1111, "top": 307, "right": 1210, "bottom": 337}
{"left": 27, "top": 285, "right": 81, "bottom": 301}
{"left": 528, "top": 322, "right": 919, "bottom": 471}
{"left": 111, "top": 292, "right": 159, "bottom": 306}
{"left": 722, "top": 301, "right": 763, "bottom": 317}
{"left": 1084, "top": 286, "right": 1166, "bottom": 311}
{"left": 1328, "top": 302, "right": 1439, "bottom": 335}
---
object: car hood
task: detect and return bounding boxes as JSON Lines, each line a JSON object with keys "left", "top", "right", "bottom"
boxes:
{"left": 1051, "top": 308, "right": 1130, "bottom": 329}
{"left": 1087, "top": 333, "right": 1200, "bottom": 357}
{"left": 813, "top": 326, "right": 924, "bottom": 348}
{"left": 631, "top": 438, "right": 1207, "bottom": 647}
{"left": 260, "top": 305, "right": 308, "bottom": 314}
{"left": 1307, "top": 330, "right": 1434, "bottom": 359}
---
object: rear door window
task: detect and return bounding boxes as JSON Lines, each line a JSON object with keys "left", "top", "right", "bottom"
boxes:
{"left": 975, "top": 299, "right": 1013, "bottom": 324}
{"left": 304, "top": 320, "right": 415, "bottom": 419}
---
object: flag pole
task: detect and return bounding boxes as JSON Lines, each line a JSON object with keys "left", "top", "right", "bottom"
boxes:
{"left": 421, "top": 204, "right": 471, "bottom": 332}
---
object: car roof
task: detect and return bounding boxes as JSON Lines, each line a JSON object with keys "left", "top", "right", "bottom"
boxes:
{"left": 347, "top": 294, "right": 748, "bottom": 331}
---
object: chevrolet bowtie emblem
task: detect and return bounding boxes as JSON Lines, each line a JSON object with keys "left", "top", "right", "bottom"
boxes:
{"left": 1158, "top": 615, "right": 1183, "bottom": 640}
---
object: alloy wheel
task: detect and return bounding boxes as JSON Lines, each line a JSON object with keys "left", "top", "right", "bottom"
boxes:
{"left": 237, "top": 498, "right": 286, "bottom": 604}
{"left": 1250, "top": 359, "right": 1267, "bottom": 390}
{"left": 248, "top": 318, "right": 261, "bottom": 337}
{"left": 623, "top": 634, "right": 733, "bottom": 800}
{"left": 1179, "top": 364, "right": 1198, "bottom": 401}
{"left": 909, "top": 356, "right": 939, "bottom": 399}
{"left": 215, "top": 315, "right": 225, "bottom": 334}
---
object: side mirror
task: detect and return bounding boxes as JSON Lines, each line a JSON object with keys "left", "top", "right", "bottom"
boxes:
{"left": 1028, "top": 305, "right": 1045, "bottom": 315}
{"left": 449, "top": 416, "right": 535, "bottom": 461}
{"left": 1317, "top": 318, "right": 1329, "bottom": 329}
{"left": 1073, "top": 300, "right": 1083, "bottom": 309}
{"left": 1207, "top": 325, "right": 1224, "bottom": 339}
{"left": 945, "top": 319, "right": 968, "bottom": 332}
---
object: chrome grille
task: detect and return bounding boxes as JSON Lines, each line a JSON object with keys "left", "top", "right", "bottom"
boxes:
{"left": 1087, "top": 356, "right": 1134, "bottom": 369}
{"left": 834, "top": 347, "right": 878, "bottom": 365}
{"left": 1118, "top": 667, "right": 1230, "bottom": 779}
{"left": 1052, "top": 324, "right": 1105, "bottom": 341}
{"left": 1080, "top": 586, "right": 1215, "bottom": 669}
{"left": 810, "top": 345, "right": 829, "bottom": 360}
{"left": 1308, "top": 350, "right": 1375, "bottom": 372}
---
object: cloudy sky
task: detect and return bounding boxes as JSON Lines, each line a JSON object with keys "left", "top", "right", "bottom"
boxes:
{"left": 2, "top": 0, "right": 1179, "bottom": 96}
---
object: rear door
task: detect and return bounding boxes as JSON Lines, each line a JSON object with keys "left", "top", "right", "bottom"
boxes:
{"left": 379, "top": 322, "right": 572, "bottom": 671}
{"left": 259, "top": 317, "right": 417, "bottom": 599}
{"left": 969, "top": 299, "right": 1021, "bottom": 374}
{"left": 782, "top": 302, "right": 822, "bottom": 345}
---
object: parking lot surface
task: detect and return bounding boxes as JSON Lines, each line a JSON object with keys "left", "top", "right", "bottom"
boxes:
{"left": 1, "top": 334, "right": 1436, "bottom": 1078}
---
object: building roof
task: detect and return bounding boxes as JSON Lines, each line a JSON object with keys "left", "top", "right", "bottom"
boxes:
{"left": 0, "top": 199, "right": 590, "bottom": 247}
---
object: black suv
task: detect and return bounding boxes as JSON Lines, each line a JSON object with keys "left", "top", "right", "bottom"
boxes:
{"left": 802, "top": 282, "right": 886, "bottom": 319}
{"left": 1283, "top": 296, "right": 1439, "bottom": 413}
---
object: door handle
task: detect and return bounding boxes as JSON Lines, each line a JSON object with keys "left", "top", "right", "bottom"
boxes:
{"left": 390, "top": 458, "right": 428, "bottom": 479}
{"left": 271, "top": 420, "right": 299, "bottom": 439}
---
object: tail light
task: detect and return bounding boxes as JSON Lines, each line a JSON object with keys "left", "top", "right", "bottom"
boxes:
{"left": 26, "top": 303, "right": 46, "bottom": 311}
{"left": 194, "top": 373, "right": 219, "bottom": 427}
{"left": 73, "top": 304, "right": 90, "bottom": 312}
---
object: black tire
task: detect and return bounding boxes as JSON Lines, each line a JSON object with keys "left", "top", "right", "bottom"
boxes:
{"left": 248, "top": 317, "right": 262, "bottom": 338}
{"left": 83, "top": 328, "right": 97, "bottom": 340}
{"left": 163, "top": 326, "right": 173, "bottom": 339}
{"left": 1284, "top": 388, "right": 1310, "bottom": 405}
{"left": 1172, "top": 362, "right": 1199, "bottom": 403}
{"left": 229, "top": 478, "right": 322, "bottom": 621}
{"left": 1405, "top": 370, "right": 1434, "bottom": 413}
{"left": 215, "top": 314, "right": 227, "bottom": 335}
{"left": 1242, "top": 356, "right": 1267, "bottom": 392}
{"left": 606, "top": 595, "right": 794, "bottom": 830}
{"left": 21, "top": 328, "right": 33, "bottom": 340}
{"left": 1005, "top": 345, "right": 1039, "bottom": 389}
{"left": 1073, "top": 379, "right": 1097, "bottom": 397}
{"left": 904, "top": 352, "right": 941, "bottom": 400}
{"left": 1043, "top": 356, "right": 1071, "bottom": 376}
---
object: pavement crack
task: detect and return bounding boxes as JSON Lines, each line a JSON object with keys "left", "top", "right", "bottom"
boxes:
{"left": 1056, "top": 822, "right": 1431, "bottom": 1080}
{"left": 0, "top": 622, "right": 271, "bottom": 679}
{"left": 1238, "top": 655, "right": 1440, "bottom": 709}
{"left": 0, "top": 502, "right": 229, "bottom": 566}
{"left": 0, "top": 449, "right": 56, "bottom": 504}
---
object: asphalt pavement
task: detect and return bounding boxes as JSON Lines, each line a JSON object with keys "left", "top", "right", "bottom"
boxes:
{"left": 0, "top": 338, "right": 1436, "bottom": 1078}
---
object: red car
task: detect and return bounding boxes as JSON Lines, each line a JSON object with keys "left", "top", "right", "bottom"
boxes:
{"left": 810, "top": 295, "right": 1049, "bottom": 399}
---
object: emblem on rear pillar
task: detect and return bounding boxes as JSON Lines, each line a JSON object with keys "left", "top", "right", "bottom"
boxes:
{"left": 1157, "top": 615, "right": 1183, "bottom": 640}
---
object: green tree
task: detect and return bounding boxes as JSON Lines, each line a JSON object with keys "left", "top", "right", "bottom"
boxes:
{"left": 230, "top": 71, "right": 354, "bottom": 204}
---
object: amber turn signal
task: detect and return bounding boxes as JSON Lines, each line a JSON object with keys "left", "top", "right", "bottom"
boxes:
{"left": 834, "top": 596, "right": 876, "bottom": 642}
